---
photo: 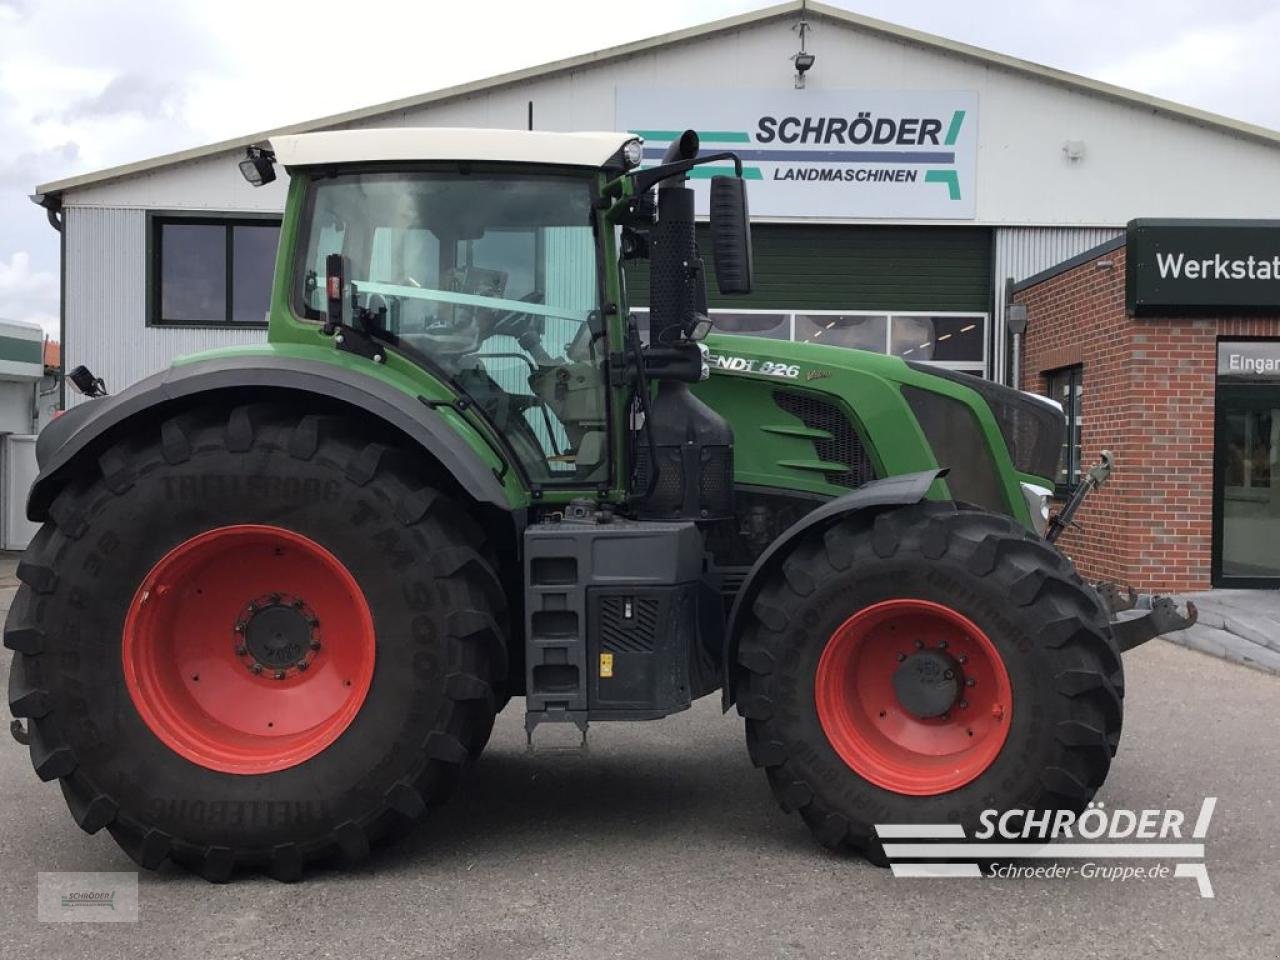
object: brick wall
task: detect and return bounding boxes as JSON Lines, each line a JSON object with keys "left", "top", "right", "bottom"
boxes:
{"left": 1014, "top": 245, "right": 1280, "bottom": 592}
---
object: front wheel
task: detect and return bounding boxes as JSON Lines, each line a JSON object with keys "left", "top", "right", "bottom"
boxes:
{"left": 736, "top": 501, "right": 1123, "bottom": 859}
{"left": 5, "top": 403, "right": 508, "bottom": 881}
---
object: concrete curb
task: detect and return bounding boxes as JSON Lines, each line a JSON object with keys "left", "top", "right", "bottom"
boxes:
{"left": 1162, "top": 627, "right": 1280, "bottom": 676}
{"left": 1160, "top": 590, "right": 1280, "bottom": 676}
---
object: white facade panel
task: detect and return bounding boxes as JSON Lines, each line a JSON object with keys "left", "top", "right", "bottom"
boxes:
{"left": 66, "top": 15, "right": 1280, "bottom": 225}
{"left": 991, "top": 226, "right": 1123, "bottom": 382}
{"left": 65, "top": 153, "right": 288, "bottom": 211}
{"left": 63, "top": 207, "right": 266, "bottom": 405}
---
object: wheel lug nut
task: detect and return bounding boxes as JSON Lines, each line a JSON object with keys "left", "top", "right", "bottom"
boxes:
{"left": 235, "top": 644, "right": 248, "bottom": 656}
{"left": 234, "top": 622, "right": 246, "bottom": 634}
{"left": 959, "top": 700, "right": 968, "bottom": 709}
{"left": 943, "top": 669, "right": 954, "bottom": 680}
{"left": 297, "top": 661, "right": 309, "bottom": 672}
{"left": 914, "top": 639, "right": 924, "bottom": 650}
{"left": 247, "top": 602, "right": 257, "bottom": 613}
{"left": 310, "top": 641, "right": 321, "bottom": 652}
{"left": 274, "top": 670, "right": 286, "bottom": 681}
{"left": 250, "top": 663, "right": 263, "bottom": 675}
{"left": 896, "top": 653, "right": 907, "bottom": 662}
{"left": 938, "top": 639, "right": 948, "bottom": 649}
{"left": 966, "top": 677, "right": 976, "bottom": 687}
{"left": 958, "top": 655, "right": 967, "bottom": 664}
{"left": 293, "top": 599, "right": 304, "bottom": 609}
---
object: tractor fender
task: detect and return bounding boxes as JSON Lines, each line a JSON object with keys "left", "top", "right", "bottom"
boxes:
{"left": 28, "top": 355, "right": 514, "bottom": 520}
{"left": 721, "top": 469, "right": 944, "bottom": 709}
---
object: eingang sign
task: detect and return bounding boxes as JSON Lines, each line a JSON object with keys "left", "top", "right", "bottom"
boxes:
{"left": 1127, "top": 219, "right": 1280, "bottom": 317}
{"left": 616, "top": 88, "right": 978, "bottom": 219}
{"left": 1217, "top": 341, "right": 1280, "bottom": 381}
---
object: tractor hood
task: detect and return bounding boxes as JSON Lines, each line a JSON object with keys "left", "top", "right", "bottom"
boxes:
{"left": 695, "top": 333, "right": 1064, "bottom": 528}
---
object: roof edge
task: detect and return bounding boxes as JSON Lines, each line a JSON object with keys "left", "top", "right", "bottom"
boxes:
{"left": 37, "top": 0, "right": 1280, "bottom": 198}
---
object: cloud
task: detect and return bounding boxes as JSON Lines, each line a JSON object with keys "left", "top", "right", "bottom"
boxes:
{"left": 0, "top": 251, "right": 58, "bottom": 337}
{"left": 56, "top": 73, "right": 187, "bottom": 123}
{"left": 1091, "top": 7, "right": 1280, "bottom": 130}
{"left": 0, "top": 141, "right": 78, "bottom": 189}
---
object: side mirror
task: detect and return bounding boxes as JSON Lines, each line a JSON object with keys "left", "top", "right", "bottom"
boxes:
{"left": 709, "top": 176, "right": 753, "bottom": 295}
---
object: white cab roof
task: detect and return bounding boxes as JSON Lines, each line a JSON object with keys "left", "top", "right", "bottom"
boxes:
{"left": 269, "top": 128, "right": 634, "bottom": 170}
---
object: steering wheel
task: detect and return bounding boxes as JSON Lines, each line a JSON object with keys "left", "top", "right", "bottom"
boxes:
{"left": 490, "top": 290, "right": 545, "bottom": 341}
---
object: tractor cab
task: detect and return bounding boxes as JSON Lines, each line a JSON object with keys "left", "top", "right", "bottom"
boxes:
{"left": 292, "top": 162, "right": 611, "bottom": 485}
{"left": 269, "top": 127, "right": 752, "bottom": 505}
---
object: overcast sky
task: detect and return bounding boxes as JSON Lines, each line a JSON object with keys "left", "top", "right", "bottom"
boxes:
{"left": 2, "top": 0, "right": 1278, "bottom": 338}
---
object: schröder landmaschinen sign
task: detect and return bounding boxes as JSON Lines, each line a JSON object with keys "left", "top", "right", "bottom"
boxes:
{"left": 1127, "top": 219, "right": 1280, "bottom": 316}
{"left": 616, "top": 88, "right": 978, "bottom": 219}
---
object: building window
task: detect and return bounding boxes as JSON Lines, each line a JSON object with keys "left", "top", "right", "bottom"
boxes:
{"left": 630, "top": 308, "right": 988, "bottom": 375}
{"left": 1045, "top": 365, "right": 1083, "bottom": 492}
{"left": 150, "top": 215, "right": 281, "bottom": 326}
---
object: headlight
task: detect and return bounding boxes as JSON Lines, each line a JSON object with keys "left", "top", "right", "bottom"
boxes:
{"left": 1020, "top": 481, "right": 1054, "bottom": 537}
{"left": 622, "top": 138, "right": 645, "bottom": 167}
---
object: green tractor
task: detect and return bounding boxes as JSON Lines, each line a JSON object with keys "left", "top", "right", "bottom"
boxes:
{"left": 7, "top": 128, "right": 1193, "bottom": 881}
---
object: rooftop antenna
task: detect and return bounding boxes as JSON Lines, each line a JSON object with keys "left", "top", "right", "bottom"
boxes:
{"left": 791, "top": 2, "right": 815, "bottom": 89}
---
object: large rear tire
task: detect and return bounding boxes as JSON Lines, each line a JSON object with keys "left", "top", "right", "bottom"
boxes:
{"left": 736, "top": 501, "right": 1122, "bottom": 860}
{"left": 5, "top": 403, "right": 508, "bottom": 881}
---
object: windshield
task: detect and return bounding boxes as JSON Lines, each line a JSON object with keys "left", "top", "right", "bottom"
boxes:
{"left": 296, "top": 170, "right": 608, "bottom": 486}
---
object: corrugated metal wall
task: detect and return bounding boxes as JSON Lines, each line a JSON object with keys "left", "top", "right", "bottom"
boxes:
{"left": 64, "top": 207, "right": 266, "bottom": 405}
{"left": 992, "top": 226, "right": 1123, "bottom": 383}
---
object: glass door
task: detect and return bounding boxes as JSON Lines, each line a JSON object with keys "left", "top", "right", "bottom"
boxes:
{"left": 1214, "top": 385, "right": 1280, "bottom": 586}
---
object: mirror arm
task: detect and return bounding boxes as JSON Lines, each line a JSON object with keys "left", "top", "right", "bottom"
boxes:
{"left": 611, "top": 152, "right": 744, "bottom": 198}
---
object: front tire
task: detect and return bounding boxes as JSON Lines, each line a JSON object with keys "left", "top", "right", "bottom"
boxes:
{"left": 736, "top": 501, "right": 1123, "bottom": 860}
{"left": 5, "top": 403, "right": 508, "bottom": 881}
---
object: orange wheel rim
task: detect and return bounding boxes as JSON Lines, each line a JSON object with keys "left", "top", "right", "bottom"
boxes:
{"left": 122, "top": 525, "right": 375, "bottom": 775}
{"left": 814, "top": 598, "right": 1013, "bottom": 796}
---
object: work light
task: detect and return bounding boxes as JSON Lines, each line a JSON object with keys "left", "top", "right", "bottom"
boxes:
{"left": 622, "top": 138, "right": 645, "bottom": 168}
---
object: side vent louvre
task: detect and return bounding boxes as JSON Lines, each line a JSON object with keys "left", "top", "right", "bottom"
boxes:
{"left": 773, "top": 390, "right": 876, "bottom": 489}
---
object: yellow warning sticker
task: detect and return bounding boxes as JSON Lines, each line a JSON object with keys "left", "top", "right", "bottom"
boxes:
{"left": 599, "top": 652, "right": 614, "bottom": 678}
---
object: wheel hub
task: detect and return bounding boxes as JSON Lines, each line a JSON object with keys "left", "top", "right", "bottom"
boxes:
{"left": 892, "top": 649, "right": 961, "bottom": 719}
{"left": 238, "top": 594, "right": 319, "bottom": 675}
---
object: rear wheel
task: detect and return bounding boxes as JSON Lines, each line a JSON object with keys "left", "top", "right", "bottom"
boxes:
{"left": 5, "top": 403, "right": 508, "bottom": 881}
{"left": 736, "top": 501, "right": 1122, "bottom": 860}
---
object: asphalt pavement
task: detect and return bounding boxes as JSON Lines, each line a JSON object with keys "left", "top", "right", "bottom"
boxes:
{"left": 1, "top": 571, "right": 1277, "bottom": 959}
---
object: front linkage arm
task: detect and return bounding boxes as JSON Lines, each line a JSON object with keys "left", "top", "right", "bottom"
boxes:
{"left": 1046, "top": 450, "right": 1113, "bottom": 544}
